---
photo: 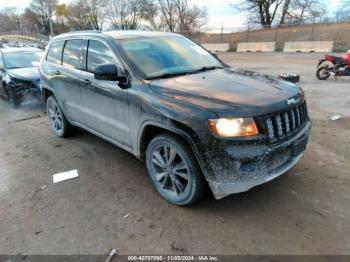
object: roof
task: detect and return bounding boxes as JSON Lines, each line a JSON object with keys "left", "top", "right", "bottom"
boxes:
{"left": 103, "top": 30, "right": 179, "bottom": 39}
{"left": 52, "top": 30, "right": 180, "bottom": 41}
{"left": 0, "top": 47, "right": 43, "bottom": 54}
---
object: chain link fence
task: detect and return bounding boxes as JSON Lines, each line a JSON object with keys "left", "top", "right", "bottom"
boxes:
{"left": 183, "top": 21, "right": 350, "bottom": 52}
{"left": 2, "top": 21, "right": 350, "bottom": 52}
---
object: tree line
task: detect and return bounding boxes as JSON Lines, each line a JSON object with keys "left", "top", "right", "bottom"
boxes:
{"left": 0, "top": 0, "right": 349, "bottom": 35}
{"left": 0, "top": 0, "right": 208, "bottom": 35}
{"left": 233, "top": 0, "right": 350, "bottom": 27}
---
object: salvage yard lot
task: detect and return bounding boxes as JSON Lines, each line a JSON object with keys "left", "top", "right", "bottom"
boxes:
{"left": 0, "top": 52, "right": 349, "bottom": 255}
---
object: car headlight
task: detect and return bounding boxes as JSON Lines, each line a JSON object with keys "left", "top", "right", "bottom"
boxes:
{"left": 299, "top": 86, "right": 305, "bottom": 99}
{"left": 208, "top": 117, "right": 258, "bottom": 137}
{"left": 4, "top": 74, "right": 12, "bottom": 84}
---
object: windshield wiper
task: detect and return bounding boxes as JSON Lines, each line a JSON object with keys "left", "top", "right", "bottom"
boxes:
{"left": 193, "top": 66, "right": 223, "bottom": 73}
{"left": 147, "top": 66, "right": 224, "bottom": 80}
{"left": 147, "top": 71, "right": 192, "bottom": 80}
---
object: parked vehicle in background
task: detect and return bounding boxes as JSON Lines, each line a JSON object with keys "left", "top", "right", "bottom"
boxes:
{"left": 40, "top": 31, "right": 311, "bottom": 205}
{"left": 316, "top": 51, "right": 350, "bottom": 80}
{"left": 0, "top": 48, "right": 43, "bottom": 108}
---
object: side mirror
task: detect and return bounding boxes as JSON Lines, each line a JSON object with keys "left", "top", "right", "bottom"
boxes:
{"left": 94, "top": 64, "right": 128, "bottom": 85}
{"left": 210, "top": 52, "right": 218, "bottom": 59}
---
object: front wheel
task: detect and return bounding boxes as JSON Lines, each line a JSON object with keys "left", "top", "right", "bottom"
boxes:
{"left": 316, "top": 65, "right": 332, "bottom": 80}
{"left": 145, "top": 134, "right": 206, "bottom": 205}
{"left": 4, "top": 86, "right": 20, "bottom": 108}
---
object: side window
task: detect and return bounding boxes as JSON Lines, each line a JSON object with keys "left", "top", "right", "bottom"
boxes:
{"left": 46, "top": 41, "right": 65, "bottom": 65}
{"left": 87, "top": 40, "right": 116, "bottom": 73}
{"left": 62, "top": 39, "right": 86, "bottom": 70}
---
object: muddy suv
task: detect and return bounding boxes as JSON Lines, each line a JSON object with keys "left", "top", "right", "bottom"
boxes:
{"left": 40, "top": 31, "right": 311, "bottom": 205}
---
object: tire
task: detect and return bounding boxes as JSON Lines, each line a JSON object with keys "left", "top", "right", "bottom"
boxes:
{"left": 46, "top": 95, "right": 75, "bottom": 137}
{"left": 278, "top": 73, "right": 300, "bottom": 83}
{"left": 145, "top": 133, "right": 206, "bottom": 206}
{"left": 316, "top": 66, "right": 331, "bottom": 80}
{"left": 5, "top": 86, "right": 20, "bottom": 108}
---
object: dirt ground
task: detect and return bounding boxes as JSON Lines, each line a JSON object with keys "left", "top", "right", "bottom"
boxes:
{"left": 0, "top": 53, "right": 349, "bottom": 256}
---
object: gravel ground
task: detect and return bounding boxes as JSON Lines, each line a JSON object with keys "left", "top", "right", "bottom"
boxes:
{"left": 0, "top": 52, "right": 349, "bottom": 256}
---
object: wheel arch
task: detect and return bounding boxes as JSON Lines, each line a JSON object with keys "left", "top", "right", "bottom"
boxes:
{"left": 41, "top": 87, "right": 55, "bottom": 106}
{"left": 137, "top": 120, "right": 214, "bottom": 182}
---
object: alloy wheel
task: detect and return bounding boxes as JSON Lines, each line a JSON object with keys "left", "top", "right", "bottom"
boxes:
{"left": 150, "top": 144, "right": 190, "bottom": 197}
{"left": 47, "top": 99, "right": 63, "bottom": 133}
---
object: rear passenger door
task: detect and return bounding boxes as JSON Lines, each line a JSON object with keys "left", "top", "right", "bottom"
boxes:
{"left": 79, "top": 39, "right": 131, "bottom": 148}
{"left": 58, "top": 39, "right": 87, "bottom": 124}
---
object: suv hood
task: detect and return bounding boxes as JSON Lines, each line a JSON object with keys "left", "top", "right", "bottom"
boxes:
{"left": 7, "top": 67, "right": 40, "bottom": 82}
{"left": 149, "top": 68, "right": 301, "bottom": 117}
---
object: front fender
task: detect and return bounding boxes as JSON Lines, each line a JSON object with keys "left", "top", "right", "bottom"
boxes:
{"left": 137, "top": 119, "right": 216, "bottom": 184}
{"left": 317, "top": 59, "right": 327, "bottom": 68}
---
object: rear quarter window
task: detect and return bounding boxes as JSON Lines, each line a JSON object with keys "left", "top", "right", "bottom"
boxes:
{"left": 46, "top": 41, "right": 65, "bottom": 65}
{"left": 62, "top": 39, "right": 86, "bottom": 70}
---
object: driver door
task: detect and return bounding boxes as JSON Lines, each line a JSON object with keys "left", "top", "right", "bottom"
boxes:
{"left": 80, "top": 39, "right": 131, "bottom": 149}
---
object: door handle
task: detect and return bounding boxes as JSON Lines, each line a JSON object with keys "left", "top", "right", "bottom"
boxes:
{"left": 81, "top": 79, "right": 91, "bottom": 85}
{"left": 54, "top": 70, "right": 61, "bottom": 75}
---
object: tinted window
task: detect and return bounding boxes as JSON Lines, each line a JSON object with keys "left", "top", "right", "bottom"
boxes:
{"left": 62, "top": 39, "right": 86, "bottom": 70}
{"left": 47, "top": 41, "right": 65, "bottom": 65}
{"left": 87, "top": 40, "right": 116, "bottom": 73}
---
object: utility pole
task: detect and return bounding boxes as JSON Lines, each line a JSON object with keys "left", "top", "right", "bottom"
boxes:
{"left": 220, "top": 23, "right": 223, "bottom": 43}
{"left": 47, "top": 1, "right": 54, "bottom": 37}
{"left": 310, "top": 17, "right": 316, "bottom": 41}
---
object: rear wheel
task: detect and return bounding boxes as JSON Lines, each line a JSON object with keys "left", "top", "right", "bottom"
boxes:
{"left": 46, "top": 96, "right": 75, "bottom": 137}
{"left": 145, "top": 134, "right": 206, "bottom": 205}
{"left": 316, "top": 66, "right": 332, "bottom": 80}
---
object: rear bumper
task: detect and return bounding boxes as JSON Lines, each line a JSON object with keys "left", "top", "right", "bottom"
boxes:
{"left": 205, "top": 121, "right": 311, "bottom": 199}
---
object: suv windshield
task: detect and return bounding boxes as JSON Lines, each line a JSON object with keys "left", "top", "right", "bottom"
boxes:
{"left": 118, "top": 36, "right": 223, "bottom": 79}
{"left": 3, "top": 52, "right": 43, "bottom": 69}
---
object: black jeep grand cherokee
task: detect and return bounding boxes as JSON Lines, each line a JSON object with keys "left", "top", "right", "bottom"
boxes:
{"left": 40, "top": 31, "right": 311, "bottom": 205}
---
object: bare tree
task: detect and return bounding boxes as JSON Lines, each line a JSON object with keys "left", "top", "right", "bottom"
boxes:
{"left": 143, "top": 0, "right": 207, "bottom": 32}
{"left": 65, "top": 0, "right": 94, "bottom": 30}
{"left": 64, "top": 0, "right": 106, "bottom": 30}
{"left": 279, "top": 0, "right": 291, "bottom": 24}
{"left": 140, "top": 0, "right": 165, "bottom": 30}
{"left": 174, "top": 0, "right": 207, "bottom": 33}
{"left": 157, "top": 0, "right": 177, "bottom": 31}
{"left": 106, "top": 0, "right": 143, "bottom": 30}
{"left": 28, "top": 0, "right": 58, "bottom": 34}
{"left": 83, "top": 0, "right": 107, "bottom": 30}
{"left": 335, "top": 0, "right": 350, "bottom": 21}
{"left": 283, "top": 0, "right": 325, "bottom": 23}
{"left": 0, "top": 8, "right": 22, "bottom": 32}
{"left": 232, "top": 0, "right": 284, "bottom": 27}
{"left": 21, "top": 8, "right": 41, "bottom": 32}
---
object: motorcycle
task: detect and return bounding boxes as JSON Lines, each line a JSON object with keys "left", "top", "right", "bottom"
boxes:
{"left": 316, "top": 54, "right": 350, "bottom": 80}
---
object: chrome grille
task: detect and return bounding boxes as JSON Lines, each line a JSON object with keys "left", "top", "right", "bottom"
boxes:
{"left": 259, "top": 102, "right": 308, "bottom": 142}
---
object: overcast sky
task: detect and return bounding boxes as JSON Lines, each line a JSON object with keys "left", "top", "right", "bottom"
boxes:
{"left": 0, "top": 0, "right": 340, "bottom": 29}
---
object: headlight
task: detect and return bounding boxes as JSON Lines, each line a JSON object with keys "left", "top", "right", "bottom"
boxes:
{"left": 299, "top": 86, "right": 305, "bottom": 99}
{"left": 4, "top": 74, "right": 12, "bottom": 84}
{"left": 208, "top": 117, "right": 258, "bottom": 137}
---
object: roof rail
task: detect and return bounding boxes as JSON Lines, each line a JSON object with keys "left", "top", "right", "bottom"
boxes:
{"left": 54, "top": 30, "right": 103, "bottom": 37}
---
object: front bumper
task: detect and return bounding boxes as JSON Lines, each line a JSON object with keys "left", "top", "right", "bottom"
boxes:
{"left": 9, "top": 80, "right": 41, "bottom": 96}
{"left": 205, "top": 121, "right": 311, "bottom": 199}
